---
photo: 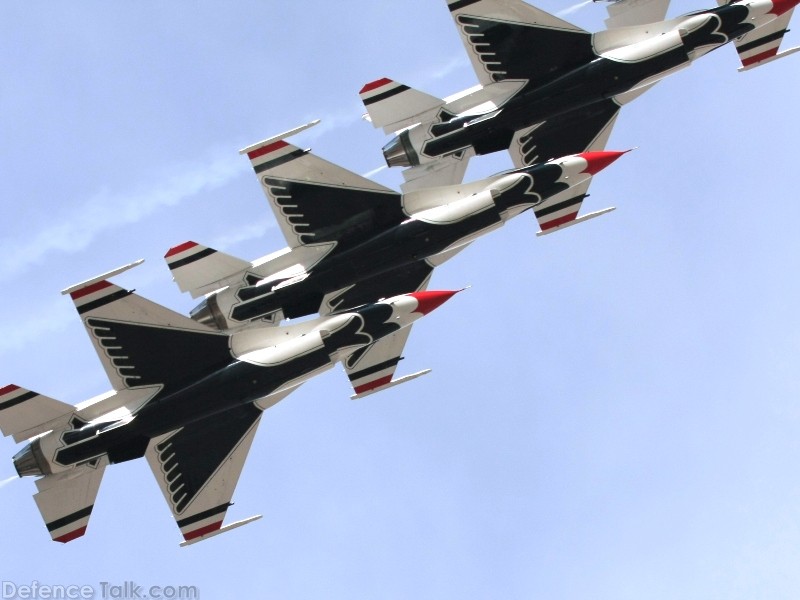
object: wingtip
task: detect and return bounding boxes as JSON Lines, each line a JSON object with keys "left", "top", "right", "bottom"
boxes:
{"left": 238, "top": 120, "right": 321, "bottom": 156}
{"left": 60, "top": 259, "right": 144, "bottom": 296}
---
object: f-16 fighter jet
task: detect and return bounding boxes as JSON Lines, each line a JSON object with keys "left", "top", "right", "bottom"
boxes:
{"left": 163, "top": 122, "right": 626, "bottom": 369}
{"left": 1, "top": 259, "right": 459, "bottom": 544}
{"left": 360, "top": 0, "right": 799, "bottom": 190}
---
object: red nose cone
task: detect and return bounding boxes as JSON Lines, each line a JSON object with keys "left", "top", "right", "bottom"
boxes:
{"left": 409, "top": 290, "right": 460, "bottom": 315}
{"left": 770, "top": 0, "right": 798, "bottom": 16}
{"left": 577, "top": 150, "right": 628, "bottom": 175}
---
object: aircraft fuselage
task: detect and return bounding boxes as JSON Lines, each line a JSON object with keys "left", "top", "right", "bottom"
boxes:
{"left": 15, "top": 298, "right": 421, "bottom": 475}
{"left": 227, "top": 161, "right": 570, "bottom": 323}
{"left": 413, "top": 4, "right": 755, "bottom": 162}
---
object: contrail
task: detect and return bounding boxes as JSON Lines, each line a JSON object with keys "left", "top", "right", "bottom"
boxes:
{"left": 0, "top": 475, "right": 18, "bottom": 490}
{"left": 362, "top": 164, "right": 387, "bottom": 179}
{"left": 558, "top": 0, "right": 593, "bottom": 16}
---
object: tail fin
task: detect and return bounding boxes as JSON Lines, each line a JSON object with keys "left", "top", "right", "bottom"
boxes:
{"left": 34, "top": 458, "right": 108, "bottom": 542}
{"left": 359, "top": 78, "right": 445, "bottom": 134}
{"left": 0, "top": 385, "right": 74, "bottom": 443}
{"left": 165, "top": 241, "right": 251, "bottom": 299}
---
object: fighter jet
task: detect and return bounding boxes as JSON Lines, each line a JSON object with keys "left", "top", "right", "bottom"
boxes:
{"left": 361, "top": 0, "right": 800, "bottom": 190}
{"left": 1, "top": 259, "right": 459, "bottom": 544}
{"left": 162, "top": 121, "right": 626, "bottom": 399}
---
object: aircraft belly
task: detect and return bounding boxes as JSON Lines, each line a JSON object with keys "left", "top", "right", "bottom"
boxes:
{"left": 52, "top": 355, "right": 331, "bottom": 467}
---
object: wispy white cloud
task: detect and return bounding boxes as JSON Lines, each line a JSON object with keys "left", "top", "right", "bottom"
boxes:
{"left": 209, "top": 218, "right": 276, "bottom": 251}
{"left": 293, "top": 54, "right": 470, "bottom": 147}
{"left": 0, "top": 298, "right": 74, "bottom": 356}
{"left": 421, "top": 55, "right": 470, "bottom": 84}
{"left": 0, "top": 56, "right": 470, "bottom": 347}
{"left": 0, "top": 148, "right": 247, "bottom": 282}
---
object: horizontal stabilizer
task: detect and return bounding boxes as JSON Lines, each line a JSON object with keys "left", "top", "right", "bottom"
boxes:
{"left": 165, "top": 241, "right": 251, "bottom": 299}
{"left": 0, "top": 385, "right": 74, "bottom": 443}
{"left": 359, "top": 78, "right": 445, "bottom": 134}
{"left": 350, "top": 369, "right": 431, "bottom": 399}
{"left": 33, "top": 458, "right": 108, "bottom": 543}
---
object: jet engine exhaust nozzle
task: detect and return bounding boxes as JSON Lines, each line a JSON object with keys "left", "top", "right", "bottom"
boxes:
{"left": 383, "top": 130, "right": 418, "bottom": 168}
{"left": 13, "top": 439, "right": 47, "bottom": 478}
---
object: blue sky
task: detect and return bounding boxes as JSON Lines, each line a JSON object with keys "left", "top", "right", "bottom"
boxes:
{"left": 2, "top": 1, "right": 800, "bottom": 598}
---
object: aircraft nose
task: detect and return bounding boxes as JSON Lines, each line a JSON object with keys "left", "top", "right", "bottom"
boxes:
{"left": 408, "top": 290, "right": 461, "bottom": 315}
{"left": 577, "top": 150, "right": 630, "bottom": 175}
{"left": 769, "top": 0, "right": 799, "bottom": 16}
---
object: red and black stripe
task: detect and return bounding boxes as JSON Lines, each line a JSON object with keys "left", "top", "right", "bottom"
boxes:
{"left": 0, "top": 385, "right": 35, "bottom": 411}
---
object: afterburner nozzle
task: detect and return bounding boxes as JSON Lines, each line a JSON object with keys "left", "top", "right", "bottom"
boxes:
{"left": 577, "top": 150, "right": 630, "bottom": 175}
{"left": 382, "top": 130, "right": 418, "bottom": 168}
{"left": 13, "top": 440, "right": 46, "bottom": 477}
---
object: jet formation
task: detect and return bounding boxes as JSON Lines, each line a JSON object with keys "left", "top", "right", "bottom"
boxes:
{"left": 2, "top": 260, "right": 459, "bottom": 544}
{"left": 361, "top": 0, "right": 800, "bottom": 190}
{"left": 3, "top": 0, "right": 797, "bottom": 544}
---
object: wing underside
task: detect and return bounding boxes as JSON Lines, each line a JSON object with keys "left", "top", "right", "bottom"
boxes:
{"left": 331, "top": 262, "right": 435, "bottom": 397}
{"left": 734, "top": 10, "right": 799, "bottom": 70}
{"left": 447, "top": 0, "right": 594, "bottom": 87}
{"left": 509, "top": 100, "right": 622, "bottom": 168}
{"left": 242, "top": 130, "right": 404, "bottom": 250}
{"left": 145, "top": 401, "right": 269, "bottom": 544}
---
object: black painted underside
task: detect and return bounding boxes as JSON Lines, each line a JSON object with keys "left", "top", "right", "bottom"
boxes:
{"left": 153, "top": 403, "right": 262, "bottom": 514}
{"left": 456, "top": 15, "right": 594, "bottom": 88}
{"left": 263, "top": 177, "right": 405, "bottom": 252}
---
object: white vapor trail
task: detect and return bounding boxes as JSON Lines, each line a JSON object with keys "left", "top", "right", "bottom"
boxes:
{"left": 0, "top": 149, "right": 247, "bottom": 282}
{"left": 558, "top": 0, "right": 593, "bottom": 16}
{"left": 0, "top": 299, "right": 74, "bottom": 356}
{"left": 0, "top": 475, "right": 19, "bottom": 490}
{"left": 362, "top": 165, "right": 387, "bottom": 179}
{"left": 209, "top": 218, "right": 275, "bottom": 250}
